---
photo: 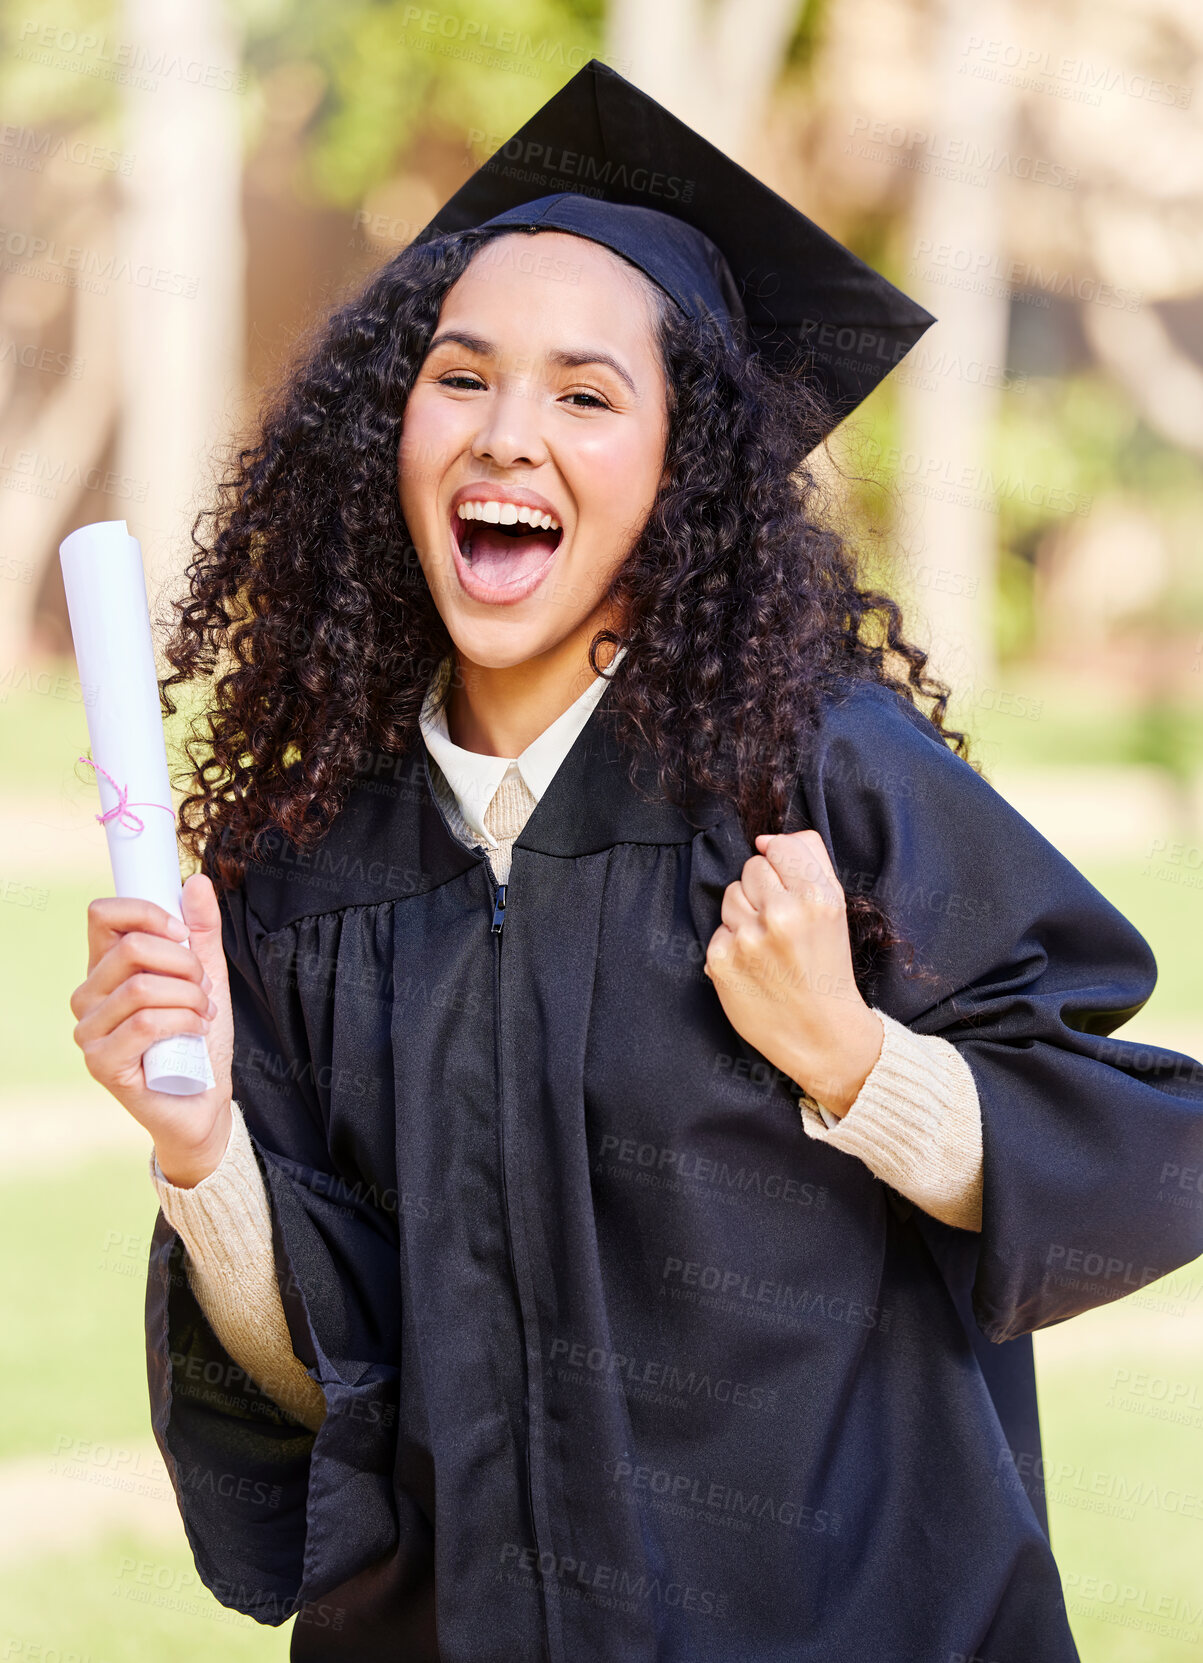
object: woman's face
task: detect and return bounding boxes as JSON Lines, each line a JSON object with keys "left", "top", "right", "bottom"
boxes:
{"left": 398, "top": 230, "right": 670, "bottom": 671}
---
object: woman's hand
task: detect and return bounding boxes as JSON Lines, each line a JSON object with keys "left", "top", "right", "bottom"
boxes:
{"left": 704, "top": 830, "right": 883, "bottom": 1117}
{"left": 69, "top": 871, "right": 235, "bottom": 1187}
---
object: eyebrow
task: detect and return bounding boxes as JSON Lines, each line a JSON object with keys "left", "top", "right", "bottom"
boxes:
{"left": 549, "top": 348, "right": 637, "bottom": 396}
{"left": 426, "top": 332, "right": 638, "bottom": 396}
{"left": 427, "top": 330, "right": 493, "bottom": 357}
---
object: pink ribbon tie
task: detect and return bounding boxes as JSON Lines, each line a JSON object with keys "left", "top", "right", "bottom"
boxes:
{"left": 78, "top": 755, "right": 174, "bottom": 835}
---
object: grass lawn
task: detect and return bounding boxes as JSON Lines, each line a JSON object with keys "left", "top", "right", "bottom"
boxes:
{"left": 0, "top": 1155, "right": 163, "bottom": 1462}
{"left": 0, "top": 1529, "right": 290, "bottom": 1660}
{"left": 1073, "top": 860, "right": 1203, "bottom": 1023}
{"left": 0, "top": 1154, "right": 293, "bottom": 1657}
{"left": 1036, "top": 1262, "right": 1203, "bottom": 1663}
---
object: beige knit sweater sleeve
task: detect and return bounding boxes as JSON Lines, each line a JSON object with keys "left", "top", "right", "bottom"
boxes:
{"left": 795, "top": 1007, "right": 983, "bottom": 1232}
{"left": 149, "top": 1100, "right": 327, "bottom": 1434}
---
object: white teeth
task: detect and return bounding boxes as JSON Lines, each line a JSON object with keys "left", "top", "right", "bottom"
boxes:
{"left": 454, "top": 500, "right": 562, "bottom": 531}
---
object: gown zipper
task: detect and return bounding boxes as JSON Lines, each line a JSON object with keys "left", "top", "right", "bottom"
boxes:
{"left": 490, "top": 879, "right": 508, "bottom": 934}
{"left": 474, "top": 845, "right": 545, "bottom": 1641}
{"left": 421, "top": 752, "right": 548, "bottom": 1646}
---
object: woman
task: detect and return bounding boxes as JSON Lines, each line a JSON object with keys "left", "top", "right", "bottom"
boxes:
{"left": 70, "top": 62, "right": 1203, "bottom": 1663}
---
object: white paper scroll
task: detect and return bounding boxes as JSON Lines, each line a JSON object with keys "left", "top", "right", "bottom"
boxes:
{"left": 59, "top": 519, "right": 215, "bottom": 1096}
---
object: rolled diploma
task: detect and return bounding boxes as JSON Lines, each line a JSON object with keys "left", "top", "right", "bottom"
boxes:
{"left": 59, "top": 518, "right": 215, "bottom": 1096}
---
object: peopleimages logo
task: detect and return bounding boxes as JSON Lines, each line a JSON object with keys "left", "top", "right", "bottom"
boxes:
{"left": 661, "top": 1256, "right": 893, "bottom": 1332}
{"left": 14, "top": 20, "right": 247, "bottom": 92}
{"left": 497, "top": 1541, "right": 729, "bottom": 1620}
{"left": 547, "top": 1335, "right": 781, "bottom": 1413}
{"left": 469, "top": 131, "right": 695, "bottom": 205}
{"left": 798, "top": 315, "right": 915, "bottom": 368}
{"left": 0, "top": 225, "right": 199, "bottom": 298}
{"left": 846, "top": 114, "right": 1079, "bottom": 191}
{"left": 606, "top": 1455, "right": 841, "bottom": 1536}
{"left": 959, "top": 34, "right": 1192, "bottom": 109}
{"left": 910, "top": 239, "right": 1143, "bottom": 311}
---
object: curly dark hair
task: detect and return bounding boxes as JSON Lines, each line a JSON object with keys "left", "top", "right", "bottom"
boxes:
{"left": 160, "top": 223, "right": 973, "bottom": 1000}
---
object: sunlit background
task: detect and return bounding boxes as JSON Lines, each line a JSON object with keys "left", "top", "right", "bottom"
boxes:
{"left": 1, "top": 0, "right": 1201, "bottom": 1657}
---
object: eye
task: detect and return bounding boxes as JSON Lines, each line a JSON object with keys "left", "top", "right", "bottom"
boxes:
{"left": 562, "top": 391, "right": 610, "bottom": 409}
{"left": 438, "top": 373, "right": 485, "bottom": 391}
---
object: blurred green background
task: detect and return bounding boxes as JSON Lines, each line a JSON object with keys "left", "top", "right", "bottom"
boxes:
{"left": 1, "top": 0, "right": 1201, "bottom": 1657}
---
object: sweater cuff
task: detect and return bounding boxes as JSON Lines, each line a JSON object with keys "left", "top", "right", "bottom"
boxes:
{"left": 148, "top": 1099, "right": 273, "bottom": 1270}
{"left": 796, "top": 1008, "right": 983, "bottom": 1233}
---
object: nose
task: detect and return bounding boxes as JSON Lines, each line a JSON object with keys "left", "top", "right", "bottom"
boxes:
{"left": 470, "top": 383, "right": 548, "bottom": 470}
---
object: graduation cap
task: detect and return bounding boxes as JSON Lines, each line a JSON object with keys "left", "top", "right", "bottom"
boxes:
{"left": 413, "top": 58, "right": 935, "bottom": 441}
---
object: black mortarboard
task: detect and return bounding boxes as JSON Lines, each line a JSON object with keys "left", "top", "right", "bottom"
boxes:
{"left": 413, "top": 58, "right": 935, "bottom": 441}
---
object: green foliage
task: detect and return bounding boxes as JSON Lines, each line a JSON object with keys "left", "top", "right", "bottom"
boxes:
{"left": 967, "top": 684, "right": 1203, "bottom": 787}
{"left": 0, "top": 0, "right": 603, "bottom": 206}
{"left": 994, "top": 542, "right": 1039, "bottom": 660}
{"left": 993, "top": 371, "right": 1202, "bottom": 554}
{"left": 819, "top": 372, "right": 905, "bottom": 558}
{"left": 782, "top": 0, "right": 831, "bottom": 72}
{"left": 0, "top": 0, "right": 119, "bottom": 126}
{"left": 237, "top": 0, "right": 603, "bottom": 207}
{"left": 1123, "top": 696, "right": 1203, "bottom": 785}
{"left": 992, "top": 372, "right": 1203, "bottom": 662}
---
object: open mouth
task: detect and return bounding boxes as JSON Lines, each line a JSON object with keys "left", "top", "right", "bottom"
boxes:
{"left": 452, "top": 500, "right": 564, "bottom": 590}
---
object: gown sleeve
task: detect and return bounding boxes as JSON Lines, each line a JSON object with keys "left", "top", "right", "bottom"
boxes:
{"left": 144, "top": 850, "right": 402, "bottom": 1625}
{"left": 148, "top": 1096, "right": 328, "bottom": 1433}
{"left": 798, "top": 679, "right": 1203, "bottom": 1346}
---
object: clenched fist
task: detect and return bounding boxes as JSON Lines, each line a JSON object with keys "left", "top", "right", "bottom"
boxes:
{"left": 69, "top": 871, "right": 235, "bottom": 1187}
{"left": 704, "top": 829, "right": 883, "bottom": 1118}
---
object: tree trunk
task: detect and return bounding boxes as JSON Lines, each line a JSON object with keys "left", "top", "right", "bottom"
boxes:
{"left": 606, "top": 0, "right": 801, "bottom": 159}
{"left": 116, "top": 0, "right": 246, "bottom": 657}
{"left": 891, "top": 0, "right": 1015, "bottom": 710}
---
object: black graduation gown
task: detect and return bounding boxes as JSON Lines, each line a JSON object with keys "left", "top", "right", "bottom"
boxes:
{"left": 145, "top": 674, "right": 1203, "bottom": 1662}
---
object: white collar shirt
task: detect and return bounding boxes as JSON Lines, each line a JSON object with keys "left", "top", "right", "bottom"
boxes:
{"left": 418, "top": 644, "right": 629, "bottom": 851}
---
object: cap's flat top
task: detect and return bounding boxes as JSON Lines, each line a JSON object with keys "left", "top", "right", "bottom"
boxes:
{"left": 415, "top": 58, "right": 935, "bottom": 438}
